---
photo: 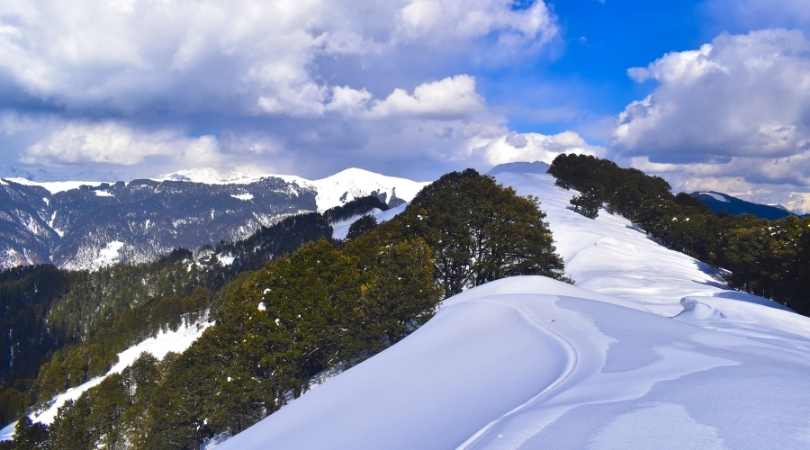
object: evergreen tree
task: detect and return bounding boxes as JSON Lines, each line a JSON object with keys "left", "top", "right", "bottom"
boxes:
{"left": 395, "top": 169, "right": 564, "bottom": 296}
{"left": 49, "top": 398, "right": 93, "bottom": 450}
{"left": 570, "top": 187, "right": 601, "bottom": 219}
{"left": 12, "top": 417, "right": 48, "bottom": 450}
{"left": 346, "top": 215, "right": 378, "bottom": 240}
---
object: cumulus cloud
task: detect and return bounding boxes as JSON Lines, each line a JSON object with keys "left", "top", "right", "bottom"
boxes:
{"left": 0, "top": 0, "right": 562, "bottom": 179}
{"left": 0, "top": 0, "right": 556, "bottom": 118}
{"left": 469, "top": 131, "right": 604, "bottom": 165}
{"left": 368, "top": 75, "right": 485, "bottom": 118}
{"left": 397, "top": 0, "right": 557, "bottom": 45}
{"left": 612, "top": 29, "right": 810, "bottom": 211}
{"left": 615, "top": 29, "right": 810, "bottom": 162}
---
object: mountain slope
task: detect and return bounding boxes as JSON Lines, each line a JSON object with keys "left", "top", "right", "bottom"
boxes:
{"left": 308, "top": 168, "right": 428, "bottom": 212}
{"left": 219, "top": 168, "right": 810, "bottom": 450}
{"left": 0, "top": 316, "right": 212, "bottom": 441}
{"left": 692, "top": 190, "right": 795, "bottom": 219}
{"left": 0, "top": 168, "right": 427, "bottom": 271}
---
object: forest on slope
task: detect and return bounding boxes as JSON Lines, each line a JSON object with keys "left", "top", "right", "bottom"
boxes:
{"left": 9, "top": 156, "right": 810, "bottom": 449}
{"left": 551, "top": 154, "right": 810, "bottom": 315}
{"left": 1, "top": 170, "right": 565, "bottom": 449}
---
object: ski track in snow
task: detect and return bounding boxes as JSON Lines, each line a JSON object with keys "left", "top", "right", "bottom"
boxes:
{"left": 218, "top": 169, "right": 810, "bottom": 450}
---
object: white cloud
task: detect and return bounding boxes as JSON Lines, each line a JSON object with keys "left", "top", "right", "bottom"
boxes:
{"left": 626, "top": 44, "right": 725, "bottom": 84}
{"left": 785, "top": 193, "right": 810, "bottom": 213}
{"left": 325, "top": 86, "right": 373, "bottom": 115}
{"left": 612, "top": 29, "right": 810, "bottom": 212}
{"left": 0, "top": 0, "right": 556, "bottom": 118}
{"left": 615, "top": 30, "right": 810, "bottom": 162}
{"left": 0, "top": 0, "right": 564, "bottom": 180}
{"left": 21, "top": 122, "right": 222, "bottom": 167}
{"left": 397, "top": 0, "right": 557, "bottom": 45}
{"left": 368, "top": 75, "right": 485, "bottom": 118}
{"left": 469, "top": 131, "right": 604, "bottom": 166}
{"left": 705, "top": 0, "right": 810, "bottom": 33}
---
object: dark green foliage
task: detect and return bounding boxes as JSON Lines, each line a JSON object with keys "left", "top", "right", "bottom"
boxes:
{"left": 44, "top": 353, "right": 168, "bottom": 450}
{"left": 0, "top": 265, "right": 72, "bottom": 425}
{"left": 570, "top": 187, "right": 601, "bottom": 219}
{"left": 393, "top": 169, "right": 564, "bottom": 296}
{"left": 550, "top": 153, "right": 810, "bottom": 315}
{"left": 49, "top": 398, "right": 92, "bottom": 450}
{"left": 346, "top": 215, "right": 378, "bottom": 240}
{"left": 5, "top": 417, "right": 48, "bottom": 450}
{"left": 0, "top": 387, "right": 26, "bottom": 427}
{"left": 1, "top": 211, "right": 332, "bottom": 432}
{"left": 140, "top": 236, "right": 440, "bottom": 449}
{"left": 323, "top": 195, "right": 388, "bottom": 223}
{"left": 0, "top": 266, "right": 70, "bottom": 385}
{"left": 212, "top": 213, "right": 333, "bottom": 276}
{"left": 33, "top": 229, "right": 441, "bottom": 449}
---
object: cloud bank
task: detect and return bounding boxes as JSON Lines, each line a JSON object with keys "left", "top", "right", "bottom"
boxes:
{"left": 0, "top": 0, "right": 564, "bottom": 179}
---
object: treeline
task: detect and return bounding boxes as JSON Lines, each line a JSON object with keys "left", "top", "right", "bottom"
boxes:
{"left": 2, "top": 169, "right": 565, "bottom": 449}
{"left": 550, "top": 154, "right": 810, "bottom": 314}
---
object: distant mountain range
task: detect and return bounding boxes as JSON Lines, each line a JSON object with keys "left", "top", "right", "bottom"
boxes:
{"left": 690, "top": 191, "right": 797, "bottom": 220}
{"left": 0, "top": 168, "right": 427, "bottom": 271}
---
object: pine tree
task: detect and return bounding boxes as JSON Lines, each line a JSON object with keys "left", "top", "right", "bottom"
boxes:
{"left": 12, "top": 416, "right": 48, "bottom": 450}
{"left": 395, "top": 169, "right": 565, "bottom": 295}
{"left": 346, "top": 215, "right": 378, "bottom": 240}
{"left": 570, "top": 188, "right": 601, "bottom": 219}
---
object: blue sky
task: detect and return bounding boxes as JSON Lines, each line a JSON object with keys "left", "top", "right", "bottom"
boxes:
{"left": 491, "top": 0, "right": 705, "bottom": 135}
{"left": 1, "top": 0, "right": 810, "bottom": 210}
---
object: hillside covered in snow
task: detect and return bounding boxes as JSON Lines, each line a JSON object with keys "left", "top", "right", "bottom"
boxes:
{"left": 0, "top": 168, "right": 427, "bottom": 271}
{"left": 218, "top": 167, "right": 810, "bottom": 450}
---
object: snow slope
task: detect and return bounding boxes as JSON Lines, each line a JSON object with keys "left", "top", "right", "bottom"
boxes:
{"left": 2, "top": 177, "right": 104, "bottom": 194}
{"left": 0, "top": 317, "right": 213, "bottom": 441}
{"left": 218, "top": 169, "right": 810, "bottom": 450}
{"left": 309, "top": 168, "right": 428, "bottom": 212}
{"left": 330, "top": 203, "right": 408, "bottom": 240}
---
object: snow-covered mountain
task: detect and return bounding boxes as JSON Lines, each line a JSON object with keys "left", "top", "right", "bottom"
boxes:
{"left": 217, "top": 165, "right": 810, "bottom": 450}
{"left": 0, "top": 168, "right": 428, "bottom": 271}
{"left": 159, "top": 167, "right": 426, "bottom": 212}
{"left": 692, "top": 190, "right": 796, "bottom": 220}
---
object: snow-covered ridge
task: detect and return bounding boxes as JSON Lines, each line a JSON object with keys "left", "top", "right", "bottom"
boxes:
{"left": 159, "top": 167, "right": 428, "bottom": 212}
{"left": 0, "top": 167, "right": 428, "bottom": 271}
{"left": 1, "top": 316, "right": 213, "bottom": 441}
{"left": 696, "top": 191, "right": 730, "bottom": 203}
{"left": 309, "top": 167, "right": 429, "bottom": 212}
{"left": 1, "top": 177, "right": 105, "bottom": 194}
{"left": 218, "top": 168, "right": 810, "bottom": 450}
{"left": 330, "top": 203, "right": 408, "bottom": 240}
{"left": 6, "top": 167, "right": 428, "bottom": 212}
